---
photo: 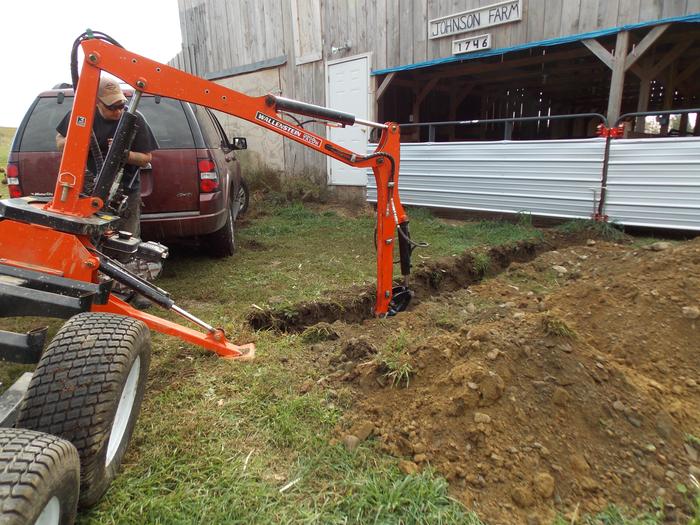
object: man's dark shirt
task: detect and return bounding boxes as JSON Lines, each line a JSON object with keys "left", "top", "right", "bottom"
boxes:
{"left": 56, "top": 109, "right": 158, "bottom": 185}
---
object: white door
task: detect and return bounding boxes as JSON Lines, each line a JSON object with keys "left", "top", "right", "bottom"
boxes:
{"left": 327, "top": 54, "right": 370, "bottom": 185}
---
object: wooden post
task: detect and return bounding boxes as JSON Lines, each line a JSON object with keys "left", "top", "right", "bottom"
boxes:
{"left": 607, "top": 31, "right": 629, "bottom": 126}
{"left": 411, "top": 77, "right": 440, "bottom": 127}
{"left": 635, "top": 75, "right": 651, "bottom": 133}
{"left": 448, "top": 86, "right": 458, "bottom": 141}
{"left": 584, "top": 26, "right": 673, "bottom": 127}
{"left": 632, "top": 58, "right": 653, "bottom": 133}
{"left": 679, "top": 113, "right": 689, "bottom": 137}
{"left": 445, "top": 83, "right": 474, "bottom": 140}
{"left": 660, "top": 63, "right": 676, "bottom": 135}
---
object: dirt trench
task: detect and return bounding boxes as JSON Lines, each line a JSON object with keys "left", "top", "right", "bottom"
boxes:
{"left": 247, "top": 231, "right": 588, "bottom": 332}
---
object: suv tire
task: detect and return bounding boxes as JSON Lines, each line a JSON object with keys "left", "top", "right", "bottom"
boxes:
{"left": 16, "top": 313, "right": 151, "bottom": 508}
{"left": 0, "top": 428, "right": 80, "bottom": 525}
{"left": 237, "top": 179, "right": 249, "bottom": 217}
{"left": 204, "top": 196, "right": 236, "bottom": 257}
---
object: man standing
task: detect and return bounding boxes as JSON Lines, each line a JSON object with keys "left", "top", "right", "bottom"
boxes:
{"left": 56, "top": 76, "right": 158, "bottom": 236}
{"left": 56, "top": 76, "right": 160, "bottom": 308}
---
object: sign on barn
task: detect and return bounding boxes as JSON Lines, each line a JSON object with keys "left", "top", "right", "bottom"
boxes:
{"left": 428, "top": 0, "right": 522, "bottom": 40}
{"left": 452, "top": 33, "right": 492, "bottom": 55}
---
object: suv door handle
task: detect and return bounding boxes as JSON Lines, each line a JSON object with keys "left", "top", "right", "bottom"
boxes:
{"left": 224, "top": 155, "right": 234, "bottom": 162}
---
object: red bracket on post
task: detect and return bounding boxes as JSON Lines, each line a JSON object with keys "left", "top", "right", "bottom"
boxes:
{"left": 596, "top": 123, "right": 625, "bottom": 138}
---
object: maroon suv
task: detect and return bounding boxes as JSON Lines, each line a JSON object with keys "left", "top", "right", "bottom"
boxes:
{"left": 7, "top": 87, "right": 248, "bottom": 257}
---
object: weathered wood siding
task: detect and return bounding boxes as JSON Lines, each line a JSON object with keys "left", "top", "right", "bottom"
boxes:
{"left": 173, "top": 0, "right": 700, "bottom": 177}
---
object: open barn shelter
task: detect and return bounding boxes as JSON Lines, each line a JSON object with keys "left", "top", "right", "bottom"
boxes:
{"left": 376, "top": 14, "right": 700, "bottom": 142}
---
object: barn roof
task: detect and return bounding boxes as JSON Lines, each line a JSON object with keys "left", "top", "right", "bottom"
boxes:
{"left": 372, "top": 12, "right": 700, "bottom": 76}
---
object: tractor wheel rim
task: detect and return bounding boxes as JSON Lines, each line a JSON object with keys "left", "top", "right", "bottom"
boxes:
{"left": 34, "top": 496, "right": 60, "bottom": 525}
{"left": 106, "top": 356, "right": 141, "bottom": 468}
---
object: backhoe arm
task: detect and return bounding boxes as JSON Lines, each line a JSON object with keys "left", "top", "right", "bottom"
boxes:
{"left": 0, "top": 34, "right": 419, "bottom": 360}
{"left": 52, "top": 38, "right": 411, "bottom": 318}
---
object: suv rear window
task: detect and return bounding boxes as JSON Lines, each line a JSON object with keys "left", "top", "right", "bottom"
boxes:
{"left": 191, "top": 104, "right": 224, "bottom": 150}
{"left": 19, "top": 98, "right": 72, "bottom": 152}
{"left": 18, "top": 95, "right": 195, "bottom": 152}
{"left": 138, "top": 97, "right": 195, "bottom": 149}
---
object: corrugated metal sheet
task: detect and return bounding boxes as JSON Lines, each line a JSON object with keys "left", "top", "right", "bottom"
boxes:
{"left": 604, "top": 137, "right": 700, "bottom": 230}
{"left": 367, "top": 139, "right": 606, "bottom": 219}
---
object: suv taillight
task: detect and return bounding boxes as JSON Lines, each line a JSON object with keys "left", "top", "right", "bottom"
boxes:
{"left": 6, "top": 163, "right": 21, "bottom": 198}
{"left": 198, "top": 158, "right": 219, "bottom": 193}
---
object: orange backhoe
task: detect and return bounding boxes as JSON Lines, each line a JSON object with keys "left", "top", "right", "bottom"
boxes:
{"left": 0, "top": 31, "right": 417, "bottom": 360}
{"left": 0, "top": 31, "right": 418, "bottom": 522}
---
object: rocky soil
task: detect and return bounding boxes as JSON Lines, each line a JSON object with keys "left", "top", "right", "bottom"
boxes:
{"left": 298, "top": 236, "right": 700, "bottom": 524}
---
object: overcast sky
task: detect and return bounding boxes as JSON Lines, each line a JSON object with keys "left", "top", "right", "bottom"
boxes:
{"left": 0, "top": 0, "right": 182, "bottom": 127}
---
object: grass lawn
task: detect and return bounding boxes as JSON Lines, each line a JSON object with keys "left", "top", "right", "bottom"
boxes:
{"left": 0, "top": 127, "right": 15, "bottom": 199}
{"left": 0, "top": 127, "right": 14, "bottom": 167}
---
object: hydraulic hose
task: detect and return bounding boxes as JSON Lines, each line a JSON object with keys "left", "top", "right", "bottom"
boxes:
{"left": 69, "top": 31, "right": 125, "bottom": 178}
{"left": 70, "top": 30, "right": 123, "bottom": 89}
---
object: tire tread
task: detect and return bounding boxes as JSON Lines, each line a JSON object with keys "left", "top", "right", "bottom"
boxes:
{"left": 0, "top": 429, "right": 79, "bottom": 523}
{"left": 16, "top": 313, "right": 150, "bottom": 508}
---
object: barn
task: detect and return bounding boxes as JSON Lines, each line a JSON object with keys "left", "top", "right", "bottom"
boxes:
{"left": 172, "top": 1, "right": 700, "bottom": 229}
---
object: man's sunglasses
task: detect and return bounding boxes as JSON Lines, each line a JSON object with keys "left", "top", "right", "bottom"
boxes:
{"left": 102, "top": 101, "right": 127, "bottom": 111}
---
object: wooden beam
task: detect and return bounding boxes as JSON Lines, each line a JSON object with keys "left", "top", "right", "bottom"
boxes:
{"left": 648, "top": 39, "right": 695, "bottom": 79}
{"left": 582, "top": 39, "right": 614, "bottom": 69}
{"left": 411, "top": 77, "right": 440, "bottom": 123}
{"left": 628, "top": 63, "right": 647, "bottom": 79}
{"left": 583, "top": 37, "right": 652, "bottom": 79}
{"left": 625, "top": 24, "right": 670, "bottom": 71}
{"left": 675, "top": 60, "right": 700, "bottom": 86}
{"left": 415, "top": 77, "right": 440, "bottom": 105}
{"left": 391, "top": 78, "right": 423, "bottom": 88}
{"left": 448, "top": 84, "right": 474, "bottom": 115}
{"left": 401, "top": 41, "right": 688, "bottom": 85}
{"left": 431, "top": 61, "right": 602, "bottom": 85}
{"left": 375, "top": 72, "right": 396, "bottom": 101}
{"left": 453, "top": 83, "right": 474, "bottom": 106}
{"left": 627, "top": 55, "right": 652, "bottom": 80}
{"left": 607, "top": 31, "right": 630, "bottom": 125}
{"left": 438, "top": 48, "right": 589, "bottom": 79}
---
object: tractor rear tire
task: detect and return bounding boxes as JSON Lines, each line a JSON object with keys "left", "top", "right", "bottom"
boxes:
{"left": 16, "top": 312, "right": 151, "bottom": 509}
{"left": 0, "top": 428, "right": 79, "bottom": 525}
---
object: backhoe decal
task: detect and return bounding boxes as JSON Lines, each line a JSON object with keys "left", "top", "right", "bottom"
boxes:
{"left": 255, "top": 112, "right": 322, "bottom": 147}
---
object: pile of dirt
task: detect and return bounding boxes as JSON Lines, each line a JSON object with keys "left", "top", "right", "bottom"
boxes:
{"left": 315, "top": 237, "right": 699, "bottom": 524}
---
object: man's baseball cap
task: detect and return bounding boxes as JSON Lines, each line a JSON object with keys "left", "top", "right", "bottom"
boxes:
{"left": 98, "top": 77, "right": 127, "bottom": 106}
